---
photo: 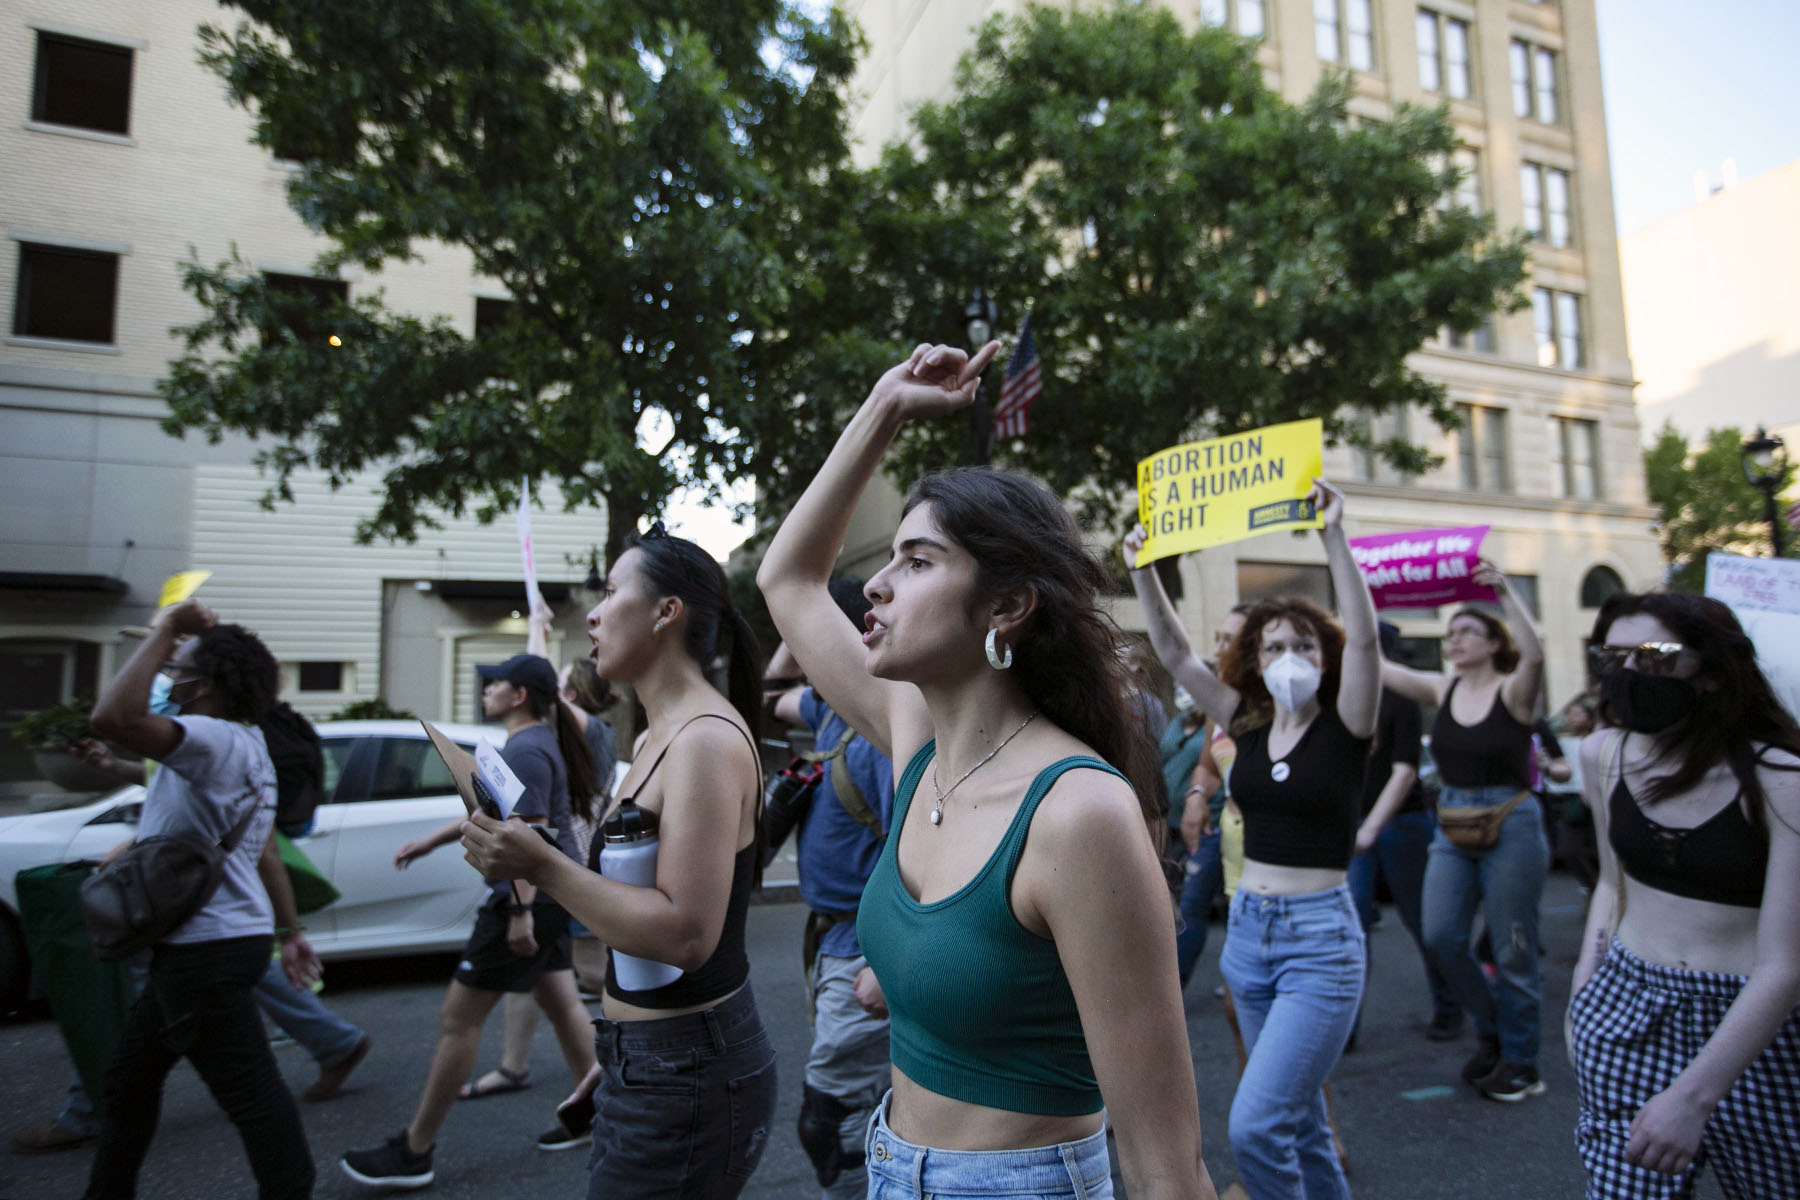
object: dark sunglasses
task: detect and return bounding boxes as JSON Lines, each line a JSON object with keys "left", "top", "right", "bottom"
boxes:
{"left": 1587, "top": 641, "right": 1687, "bottom": 677}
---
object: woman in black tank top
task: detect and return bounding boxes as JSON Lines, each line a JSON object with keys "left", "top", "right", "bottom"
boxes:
{"left": 1569, "top": 592, "right": 1800, "bottom": 1196}
{"left": 462, "top": 526, "right": 778, "bottom": 1199}
{"left": 1380, "top": 574, "right": 1552, "bottom": 1102}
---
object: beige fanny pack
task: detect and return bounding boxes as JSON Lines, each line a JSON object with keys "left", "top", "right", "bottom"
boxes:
{"left": 1437, "top": 789, "right": 1529, "bottom": 850}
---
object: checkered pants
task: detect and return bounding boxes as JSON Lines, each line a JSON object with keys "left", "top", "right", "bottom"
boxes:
{"left": 1570, "top": 939, "right": 1800, "bottom": 1199}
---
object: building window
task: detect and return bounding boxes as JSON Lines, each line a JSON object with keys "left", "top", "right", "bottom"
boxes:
{"left": 1316, "top": 0, "right": 1376, "bottom": 71}
{"left": 1201, "top": 0, "right": 1266, "bottom": 37}
{"left": 13, "top": 243, "right": 120, "bottom": 344}
{"left": 32, "top": 32, "right": 134, "bottom": 136}
{"left": 262, "top": 272, "right": 348, "bottom": 345}
{"left": 1435, "top": 146, "right": 1482, "bottom": 213}
{"left": 1580, "top": 565, "right": 1625, "bottom": 608}
{"left": 1238, "top": 561, "right": 1336, "bottom": 610}
{"left": 1552, "top": 416, "right": 1601, "bottom": 499}
{"left": 1510, "top": 40, "right": 1559, "bottom": 123}
{"left": 1443, "top": 320, "right": 1496, "bottom": 353}
{"left": 1416, "top": 10, "right": 1472, "bottom": 99}
{"left": 474, "top": 297, "right": 514, "bottom": 336}
{"left": 297, "top": 662, "right": 346, "bottom": 692}
{"left": 1455, "top": 402, "right": 1510, "bottom": 492}
{"left": 1521, "top": 163, "right": 1574, "bottom": 247}
{"left": 1532, "top": 288, "right": 1585, "bottom": 369}
{"left": 1352, "top": 406, "right": 1413, "bottom": 485}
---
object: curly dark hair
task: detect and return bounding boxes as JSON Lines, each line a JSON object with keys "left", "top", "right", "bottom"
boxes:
{"left": 904, "top": 468, "right": 1164, "bottom": 848}
{"left": 190, "top": 624, "right": 279, "bottom": 724}
{"left": 1221, "top": 597, "right": 1345, "bottom": 736}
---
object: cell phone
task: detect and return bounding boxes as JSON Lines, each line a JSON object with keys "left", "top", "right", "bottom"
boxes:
{"left": 470, "top": 776, "right": 504, "bottom": 820}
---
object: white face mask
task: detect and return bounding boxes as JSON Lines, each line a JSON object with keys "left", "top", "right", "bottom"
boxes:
{"left": 1262, "top": 651, "right": 1322, "bottom": 713}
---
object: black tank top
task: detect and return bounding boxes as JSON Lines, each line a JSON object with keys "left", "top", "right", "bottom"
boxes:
{"left": 1607, "top": 739, "right": 1768, "bottom": 909}
{"left": 604, "top": 714, "right": 761, "bottom": 1008}
{"left": 1232, "top": 704, "right": 1371, "bottom": 870}
{"left": 1430, "top": 678, "right": 1532, "bottom": 790}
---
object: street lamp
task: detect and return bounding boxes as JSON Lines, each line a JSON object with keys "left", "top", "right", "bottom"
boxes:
{"left": 1739, "top": 425, "right": 1787, "bottom": 557}
{"left": 582, "top": 547, "right": 603, "bottom": 592}
{"left": 962, "top": 286, "right": 998, "bottom": 465}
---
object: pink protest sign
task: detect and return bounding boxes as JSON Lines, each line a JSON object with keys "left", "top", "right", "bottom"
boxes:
{"left": 1348, "top": 525, "right": 1494, "bottom": 609}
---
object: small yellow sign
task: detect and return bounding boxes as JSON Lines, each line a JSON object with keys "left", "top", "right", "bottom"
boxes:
{"left": 157, "top": 570, "right": 212, "bottom": 609}
{"left": 1135, "top": 419, "right": 1324, "bottom": 563}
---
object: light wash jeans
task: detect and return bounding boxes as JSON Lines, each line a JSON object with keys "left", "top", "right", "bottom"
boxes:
{"left": 1219, "top": 885, "right": 1363, "bottom": 1200}
{"left": 807, "top": 953, "right": 890, "bottom": 1200}
{"left": 1420, "top": 786, "right": 1549, "bottom": 1065}
{"left": 1346, "top": 809, "right": 1460, "bottom": 1034}
{"left": 254, "top": 955, "right": 366, "bottom": 1067}
{"left": 865, "top": 1092, "right": 1112, "bottom": 1199}
{"left": 1176, "top": 831, "right": 1225, "bottom": 985}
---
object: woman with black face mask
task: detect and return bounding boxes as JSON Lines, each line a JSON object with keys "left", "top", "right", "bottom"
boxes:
{"left": 1569, "top": 592, "right": 1800, "bottom": 1199}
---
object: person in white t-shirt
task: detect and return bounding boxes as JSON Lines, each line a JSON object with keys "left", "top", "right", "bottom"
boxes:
{"left": 82, "top": 600, "right": 317, "bottom": 1200}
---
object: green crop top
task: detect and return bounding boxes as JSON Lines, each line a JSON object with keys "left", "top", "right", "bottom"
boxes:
{"left": 857, "top": 740, "right": 1119, "bottom": 1116}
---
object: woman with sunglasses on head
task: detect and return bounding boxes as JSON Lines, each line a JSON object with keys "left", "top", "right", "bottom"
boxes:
{"left": 759, "top": 342, "right": 1218, "bottom": 1200}
{"left": 1126, "top": 479, "right": 1379, "bottom": 1200}
{"left": 460, "top": 524, "right": 777, "bottom": 1198}
{"left": 1569, "top": 593, "right": 1800, "bottom": 1199}
{"left": 1378, "top": 570, "right": 1550, "bottom": 1102}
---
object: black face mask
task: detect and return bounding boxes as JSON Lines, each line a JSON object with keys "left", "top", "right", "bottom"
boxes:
{"left": 1601, "top": 669, "right": 1696, "bottom": 734}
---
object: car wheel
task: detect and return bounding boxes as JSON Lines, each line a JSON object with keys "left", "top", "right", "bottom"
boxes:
{"left": 0, "top": 906, "right": 28, "bottom": 1017}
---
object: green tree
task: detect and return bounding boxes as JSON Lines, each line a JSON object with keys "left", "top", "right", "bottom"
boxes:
{"left": 1643, "top": 423, "right": 1794, "bottom": 592}
{"left": 162, "top": 0, "right": 864, "bottom": 560}
{"left": 752, "top": 5, "right": 1529, "bottom": 522}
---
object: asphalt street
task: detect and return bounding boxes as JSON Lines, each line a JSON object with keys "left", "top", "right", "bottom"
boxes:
{"left": 0, "top": 870, "right": 1729, "bottom": 1199}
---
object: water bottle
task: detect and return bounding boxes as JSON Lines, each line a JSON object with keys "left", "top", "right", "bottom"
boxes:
{"left": 597, "top": 799, "right": 683, "bottom": 991}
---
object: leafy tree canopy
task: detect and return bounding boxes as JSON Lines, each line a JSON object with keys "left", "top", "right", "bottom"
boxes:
{"left": 162, "top": 0, "right": 863, "bottom": 560}
{"left": 1643, "top": 423, "right": 1794, "bottom": 592}
{"left": 752, "top": 5, "right": 1529, "bottom": 524}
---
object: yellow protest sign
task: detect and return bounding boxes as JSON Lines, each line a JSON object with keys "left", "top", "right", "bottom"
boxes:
{"left": 1135, "top": 419, "right": 1323, "bottom": 563}
{"left": 157, "top": 570, "right": 212, "bottom": 608}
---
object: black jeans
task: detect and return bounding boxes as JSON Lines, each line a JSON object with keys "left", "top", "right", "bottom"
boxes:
{"left": 84, "top": 935, "right": 314, "bottom": 1200}
{"left": 586, "top": 983, "right": 779, "bottom": 1199}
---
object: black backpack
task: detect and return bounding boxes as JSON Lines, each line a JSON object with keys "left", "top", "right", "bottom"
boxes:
{"left": 258, "top": 702, "right": 326, "bottom": 838}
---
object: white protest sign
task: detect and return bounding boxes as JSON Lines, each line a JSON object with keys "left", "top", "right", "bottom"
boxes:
{"left": 473, "top": 741, "right": 527, "bottom": 818}
{"left": 1703, "top": 552, "right": 1800, "bottom": 615}
{"left": 516, "top": 477, "right": 550, "bottom": 619}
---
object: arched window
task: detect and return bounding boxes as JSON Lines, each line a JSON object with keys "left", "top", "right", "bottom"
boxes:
{"left": 1580, "top": 565, "right": 1625, "bottom": 609}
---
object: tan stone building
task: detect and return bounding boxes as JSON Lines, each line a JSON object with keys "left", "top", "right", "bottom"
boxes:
{"left": 0, "top": 0, "right": 601, "bottom": 795}
{"left": 833, "top": 0, "right": 1659, "bottom": 709}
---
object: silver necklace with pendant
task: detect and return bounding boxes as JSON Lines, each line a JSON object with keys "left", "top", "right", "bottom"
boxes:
{"left": 929, "top": 710, "right": 1040, "bottom": 827}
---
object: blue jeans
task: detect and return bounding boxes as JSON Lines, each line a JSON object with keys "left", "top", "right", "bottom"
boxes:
{"left": 1177, "top": 832, "right": 1225, "bottom": 984}
{"left": 254, "top": 956, "right": 365, "bottom": 1067}
{"left": 1421, "top": 786, "right": 1549, "bottom": 1065}
{"left": 1346, "top": 809, "right": 1460, "bottom": 1031}
{"left": 865, "top": 1091, "right": 1113, "bottom": 1198}
{"left": 1219, "top": 885, "right": 1363, "bottom": 1200}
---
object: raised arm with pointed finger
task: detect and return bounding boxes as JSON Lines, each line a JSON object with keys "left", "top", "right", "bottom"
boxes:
{"left": 756, "top": 340, "right": 1000, "bottom": 762}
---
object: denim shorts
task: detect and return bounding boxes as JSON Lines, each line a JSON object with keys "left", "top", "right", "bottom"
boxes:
{"left": 585, "top": 983, "right": 778, "bottom": 1199}
{"left": 865, "top": 1091, "right": 1114, "bottom": 1198}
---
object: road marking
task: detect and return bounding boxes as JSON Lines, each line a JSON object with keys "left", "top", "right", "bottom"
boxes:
{"left": 1401, "top": 1085, "right": 1455, "bottom": 1101}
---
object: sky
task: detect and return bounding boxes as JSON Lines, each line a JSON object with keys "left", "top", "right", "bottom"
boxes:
{"left": 1596, "top": 0, "right": 1800, "bottom": 233}
{"left": 667, "top": 0, "right": 1800, "bottom": 557}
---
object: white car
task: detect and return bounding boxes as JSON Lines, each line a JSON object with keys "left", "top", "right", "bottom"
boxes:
{"left": 0, "top": 719, "right": 511, "bottom": 1013}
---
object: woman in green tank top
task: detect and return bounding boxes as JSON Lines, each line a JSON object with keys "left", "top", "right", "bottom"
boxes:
{"left": 760, "top": 341, "right": 1221, "bottom": 1200}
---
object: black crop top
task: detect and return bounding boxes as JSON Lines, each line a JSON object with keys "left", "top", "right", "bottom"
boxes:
{"left": 1429, "top": 678, "right": 1532, "bottom": 790}
{"left": 1232, "top": 704, "right": 1371, "bottom": 870}
{"left": 1608, "top": 766, "right": 1767, "bottom": 910}
{"left": 604, "top": 714, "right": 760, "bottom": 1009}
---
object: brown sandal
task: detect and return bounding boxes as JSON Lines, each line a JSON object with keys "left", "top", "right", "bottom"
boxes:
{"left": 458, "top": 1066, "right": 530, "bottom": 1099}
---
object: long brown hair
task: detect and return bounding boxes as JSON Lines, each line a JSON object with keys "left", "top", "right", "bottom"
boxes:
{"left": 1591, "top": 591, "right": 1800, "bottom": 830}
{"left": 1220, "top": 596, "right": 1345, "bottom": 737}
{"left": 904, "top": 468, "right": 1164, "bottom": 848}
{"left": 519, "top": 683, "right": 600, "bottom": 824}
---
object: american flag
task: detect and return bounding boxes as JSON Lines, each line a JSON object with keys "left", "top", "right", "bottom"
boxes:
{"left": 1786, "top": 498, "right": 1800, "bottom": 532}
{"left": 993, "top": 312, "right": 1042, "bottom": 438}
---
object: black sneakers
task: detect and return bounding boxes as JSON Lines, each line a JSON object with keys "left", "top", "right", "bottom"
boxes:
{"left": 1478, "top": 1059, "right": 1547, "bottom": 1103}
{"left": 1460, "top": 1035, "right": 1503, "bottom": 1086}
{"left": 341, "top": 1131, "right": 435, "bottom": 1190}
{"left": 537, "top": 1089, "right": 596, "bottom": 1152}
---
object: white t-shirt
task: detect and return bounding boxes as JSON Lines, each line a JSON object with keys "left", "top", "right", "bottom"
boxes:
{"left": 135, "top": 715, "right": 277, "bottom": 944}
